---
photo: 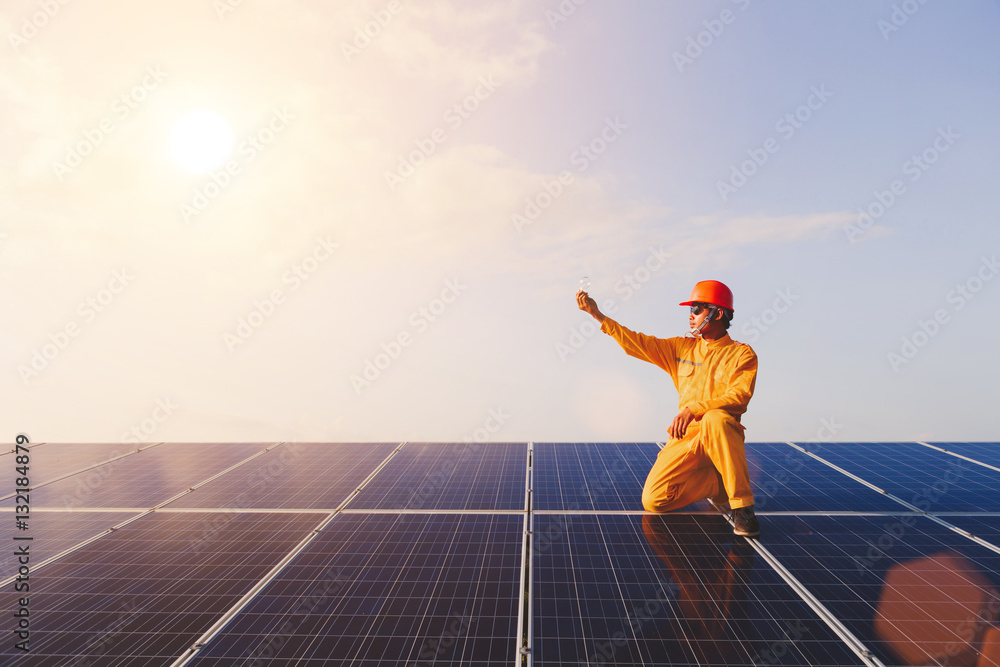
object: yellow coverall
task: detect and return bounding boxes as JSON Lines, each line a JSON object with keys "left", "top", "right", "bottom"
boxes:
{"left": 600, "top": 317, "right": 758, "bottom": 512}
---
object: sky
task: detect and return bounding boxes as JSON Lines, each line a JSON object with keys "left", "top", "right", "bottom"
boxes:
{"left": 2, "top": 0, "right": 999, "bottom": 445}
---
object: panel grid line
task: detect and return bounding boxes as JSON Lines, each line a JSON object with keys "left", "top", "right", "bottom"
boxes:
{"left": 784, "top": 442, "right": 1000, "bottom": 557}
{"left": 916, "top": 440, "right": 1000, "bottom": 474}
{"left": 712, "top": 507, "right": 887, "bottom": 667}
{"left": 168, "top": 441, "right": 408, "bottom": 665}
{"left": 0, "top": 441, "right": 165, "bottom": 500}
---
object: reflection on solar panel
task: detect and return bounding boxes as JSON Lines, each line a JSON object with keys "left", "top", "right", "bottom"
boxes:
{"left": 0, "top": 511, "right": 141, "bottom": 579}
{"left": 532, "top": 513, "right": 866, "bottom": 666}
{"left": 533, "top": 442, "right": 677, "bottom": 511}
{"left": 3, "top": 441, "right": 998, "bottom": 666}
{"left": 760, "top": 514, "right": 1000, "bottom": 666}
{"left": 165, "top": 442, "right": 398, "bottom": 509}
{"left": 347, "top": 442, "right": 526, "bottom": 510}
{"left": 929, "top": 441, "right": 1000, "bottom": 469}
{"left": 8, "top": 443, "right": 267, "bottom": 509}
{"left": 803, "top": 442, "right": 1000, "bottom": 512}
{"left": 0, "top": 512, "right": 323, "bottom": 664}
{"left": 192, "top": 513, "right": 523, "bottom": 665}
{"left": 746, "top": 443, "right": 907, "bottom": 512}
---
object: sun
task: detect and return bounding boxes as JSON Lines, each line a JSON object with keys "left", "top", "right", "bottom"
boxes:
{"left": 170, "top": 110, "right": 234, "bottom": 174}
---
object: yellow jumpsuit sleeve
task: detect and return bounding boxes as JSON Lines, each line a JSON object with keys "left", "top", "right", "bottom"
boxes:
{"left": 688, "top": 346, "right": 757, "bottom": 418}
{"left": 600, "top": 317, "right": 678, "bottom": 375}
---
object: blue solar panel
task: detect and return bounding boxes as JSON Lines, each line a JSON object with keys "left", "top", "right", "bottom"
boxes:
{"left": 928, "top": 442, "right": 1000, "bottom": 469}
{"left": 0, "top": 511, "right": 141, "bottom": 581}
{"left": 10, "top": 440, "right": 998, "bottom": 665}
{"left": 191, "top": 513, "right": 523, "bottom": 665}
{"left": 532, "top": 513, "right": 866, "bottom": 666}
{"left": 746, "top": 443, "right": 909, "bottom": 513}
{"left": 346, "top": 442, "right": 526, "bottom": 510}
{"left": 758, "top": 514, "right": 1000, "bottom": 667}
{"left": 533, "top": 442, "right": 686, "bottom": 511}
{"left": 0, "top": 511, "right": 323, "bottom": 664}
{"left": 795, "top": 442, "right": 1000, "bottom": 512}
{"left": 939, "top": 514, "right": 1000, "bottom": 547}
{"left": 9, "top": 443, "right": 264, "bottom": 509}
{"left": 165, "top": 442, "right": 397, "bottom": 509}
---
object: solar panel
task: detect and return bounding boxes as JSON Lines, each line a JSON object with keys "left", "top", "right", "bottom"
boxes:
{"left": 798, "top": 442, "right": 1000, "bottom": 512}
{"left": 0, "top": 442, "right": 151, "bottom": 499}
{"left": 532, "top": 442, "right": 681, "bottom": 512}
{"left": 0, "top": 510, "right": 141, "bottom": 580}
{"left": 746, "top": 443, "right": 909, "bottom": 513}
{"left": 532, "top": 513, "right": 867, "bottom": 666}
{"left": 10, "top": 443, "right": 266, "bottom": 509}
{"left": 8, "top": 440, "right": 998, "bottom": 666}
{"left": 164, "top": 442, "right": 397, "bottom": 510}
{"left": 0, "top": 511, "right": 324, "bottom": 664}
{"left": 346, "top": 442, "right": 526, "bottom": 510}
{"left": 190, "top": 513, "right": 523, "bottom": 665}
{"left": 758, "top": 514, "right": 1000, "bottom": 667}
{"left": 928, "top": 441, "right": 1000, "bottom": 469}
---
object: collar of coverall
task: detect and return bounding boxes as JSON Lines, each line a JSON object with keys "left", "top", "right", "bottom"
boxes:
{"left": 698, "top": 332, "right": 733, "bottom": 349}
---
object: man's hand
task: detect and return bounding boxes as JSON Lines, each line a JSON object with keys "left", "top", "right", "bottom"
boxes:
{"left": 576, "top": 290, "right": 605, "bottom": 323}
{"left": 668, "top": 407, "right": 697, "bottom": 439}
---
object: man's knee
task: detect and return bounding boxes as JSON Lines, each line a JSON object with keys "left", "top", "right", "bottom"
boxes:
{"left": 701, "top": 409, "right": 737, "bottom": 430}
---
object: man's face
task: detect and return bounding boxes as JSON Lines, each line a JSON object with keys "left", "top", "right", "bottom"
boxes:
{"left": 688, "top": 302, "right": 714, "bottom": 332}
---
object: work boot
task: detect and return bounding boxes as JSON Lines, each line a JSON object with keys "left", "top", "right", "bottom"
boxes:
{"left": 733, "top": 505, "right": 760, "bottom": 537}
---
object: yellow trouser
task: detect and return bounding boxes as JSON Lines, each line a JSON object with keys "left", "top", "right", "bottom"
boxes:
{"left": 642, "top": 409, "right": 754, "bottom": 512}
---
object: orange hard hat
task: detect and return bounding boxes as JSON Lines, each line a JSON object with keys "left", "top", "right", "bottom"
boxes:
{"left": 679, "top": 280, "right": 734, "bottom": 311}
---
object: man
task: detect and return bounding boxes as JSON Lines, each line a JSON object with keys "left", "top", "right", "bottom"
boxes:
{"left": 576, "top": 280, "right": 760, "bottom": 537}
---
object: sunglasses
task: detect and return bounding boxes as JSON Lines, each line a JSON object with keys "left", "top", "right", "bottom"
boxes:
{"left": 690, "top": 304, "right": 714, "bottom": 316}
